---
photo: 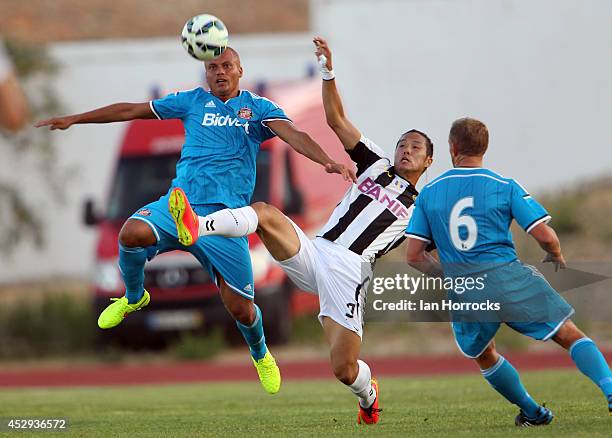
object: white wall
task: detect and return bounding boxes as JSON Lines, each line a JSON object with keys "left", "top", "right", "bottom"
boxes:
{"left": 311, "top": 0, "right": 612, "bottom": 189}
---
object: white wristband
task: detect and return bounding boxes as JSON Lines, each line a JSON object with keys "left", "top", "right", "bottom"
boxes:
{"left": 321, "top": 69, "right": 335, "bottom": 81}
{"left": 317, "top": 54, "right": 335, "bottom": 81}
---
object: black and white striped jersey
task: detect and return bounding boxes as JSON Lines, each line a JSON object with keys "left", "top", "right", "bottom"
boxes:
{"left": 317, "top": 136, "right": 418, "bottom": 262}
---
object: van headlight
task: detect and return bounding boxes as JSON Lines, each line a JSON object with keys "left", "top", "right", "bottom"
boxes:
{"left": 93, "top": 260, "right": 122, "bottom": 293}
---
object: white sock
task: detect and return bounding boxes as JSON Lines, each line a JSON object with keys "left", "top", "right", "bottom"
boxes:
{"left": 348, "top": 359, "right": 377, "bottom": 408}
{"left": 198, "top": 206, "right": 259, "bottom": 237}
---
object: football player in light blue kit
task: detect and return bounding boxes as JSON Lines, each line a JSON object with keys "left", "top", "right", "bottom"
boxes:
{"left": 405, "top": 118, "right": 612, "bottom": 425}
{"left": 35, "top": 47, "right": 355, "bottom": 394}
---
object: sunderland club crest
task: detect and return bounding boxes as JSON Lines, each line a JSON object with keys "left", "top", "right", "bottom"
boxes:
{"left": 237, "top": 107, "right": 253, "bottom": 120}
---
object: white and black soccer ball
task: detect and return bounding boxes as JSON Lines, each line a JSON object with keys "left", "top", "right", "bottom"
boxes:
{"left": 181, "top": 14, "right": 229, "bottom": 61}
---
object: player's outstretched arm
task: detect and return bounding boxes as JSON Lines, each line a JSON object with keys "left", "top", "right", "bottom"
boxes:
{"left": 34, "top": 102, "right": 155, "bottom": 130}
{"left": 313, "top": 37, "right": 361, "bottom": 151}
{"left": 265, "top": 119, "right": 356, "bottom": 182}
{"left": 529, "top": 222, "right": 566, "bottom": 271}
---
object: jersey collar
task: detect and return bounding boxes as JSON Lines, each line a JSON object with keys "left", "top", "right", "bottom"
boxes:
{"left": 210, "top": 89, "right": 244, "bottom": 104}
{"left": 388, "top": 166, "right": 419, "bottom": 194}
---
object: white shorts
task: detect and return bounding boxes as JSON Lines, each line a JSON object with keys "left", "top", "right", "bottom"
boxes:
{"left": 278, "top": 219, "right": 372, "bottom": 338}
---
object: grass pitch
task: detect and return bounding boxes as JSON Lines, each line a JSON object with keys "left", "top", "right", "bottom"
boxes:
{"left": 0, "top": 370, "right": 609, "bottom": 437}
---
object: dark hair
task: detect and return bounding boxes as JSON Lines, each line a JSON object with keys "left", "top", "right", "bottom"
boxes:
{"left": 397, "top": 129, "right": 434, "bottom": 157}
{"left": 449, "top": 118, "right": 488, "bottom": 156}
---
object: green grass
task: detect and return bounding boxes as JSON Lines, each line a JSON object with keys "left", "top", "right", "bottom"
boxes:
{"left": 0, "top": 371, "right": 609, "bottom": 437}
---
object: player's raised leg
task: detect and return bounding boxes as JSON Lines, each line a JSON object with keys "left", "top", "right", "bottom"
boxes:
{"left": 249, "top": 202, "right": 302, "bottom": 261}
{"left": 322, "top": 317, "right": 380, "bottom": 424}
{"left": 552, "top": 320, "right": 612, "bottom": 413}
{"left": 97, "top": 219, "right": 153, "bottom": 328}
{"left": 169, "top": 187, "right": 301, "bottom": 260}
{"left": 475, "top": 341, "right": 553, "bottom": 426}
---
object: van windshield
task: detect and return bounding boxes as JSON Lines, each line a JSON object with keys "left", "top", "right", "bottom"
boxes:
{"left": 106, "top": 150, "right": 271, "bottom": 221}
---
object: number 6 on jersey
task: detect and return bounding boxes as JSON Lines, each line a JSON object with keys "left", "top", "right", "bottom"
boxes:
{"left": 449, "top": 196, "right": 478, "bottom": 251}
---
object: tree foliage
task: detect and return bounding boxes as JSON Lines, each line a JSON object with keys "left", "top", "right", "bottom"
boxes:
{"left": 0, "top": 39, "right": 66, "bottom": 253}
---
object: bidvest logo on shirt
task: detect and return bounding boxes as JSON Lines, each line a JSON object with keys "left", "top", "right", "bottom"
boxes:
{"left": 202, "top": 112, "right": 250, "bottom": 134}
{"left": 358, "top": 176, "right": 410, "bottom": 219}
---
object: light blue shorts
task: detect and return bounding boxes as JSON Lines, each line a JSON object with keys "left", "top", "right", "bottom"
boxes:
{"left": 451, "top": 261, "right": 574, "bottom": 358}
{"left": 129, "top": 192, "right": 255, "bottom": 299}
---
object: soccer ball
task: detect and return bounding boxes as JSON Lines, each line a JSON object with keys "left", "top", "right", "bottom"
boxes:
{"left": 181, "top": 14, "right": 229, "bottom": 61}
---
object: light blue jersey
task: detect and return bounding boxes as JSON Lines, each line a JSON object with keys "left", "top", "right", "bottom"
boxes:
{"left": 150, "top": 88, "right": 289, "bottom": 207}
{"left": 406, "top": 167, "right": 574, "bottom": 358}
{"left": 406, "top": 167, "right": 551, "bottom": 274}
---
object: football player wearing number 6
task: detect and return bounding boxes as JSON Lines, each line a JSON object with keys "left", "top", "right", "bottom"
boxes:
{"left": 168, "top": 36, "right": 434, "bottom": 424}
{"left": 405, "top": 117, "right": 612, "bottom": 426}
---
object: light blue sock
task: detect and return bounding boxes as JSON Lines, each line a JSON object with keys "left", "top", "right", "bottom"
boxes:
{"left": 569, "top": 337, "right": 612, "bottom": 398}
{"left": 236, "top": 304, "right": 267, "bottom": 361}
{"left": 118, "top": 244, "right": 146, "bottom": 304}
{"left": 482, "top": 356, "right": 540, "bottom": 417}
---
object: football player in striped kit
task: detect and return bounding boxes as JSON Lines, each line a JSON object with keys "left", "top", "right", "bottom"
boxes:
{"left": 168, "top": 37, "right": 434, "bottom": 424}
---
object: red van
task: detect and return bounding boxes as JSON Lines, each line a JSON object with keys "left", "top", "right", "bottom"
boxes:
{"left": 83, "top": 78, "right": 351, "bottom": 347}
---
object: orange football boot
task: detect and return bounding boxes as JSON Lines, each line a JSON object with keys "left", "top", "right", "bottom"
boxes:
{"left": 169, "top": 187, "right": 199, "bottom": 246}
{"left": 357, "top": 378, "right": 382, "bottom": 425}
